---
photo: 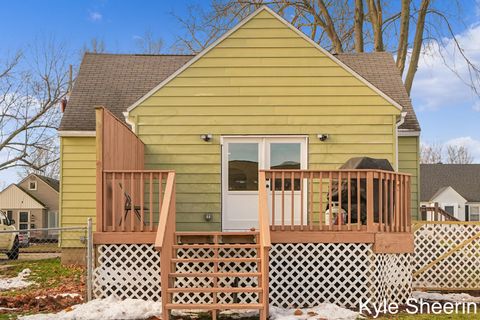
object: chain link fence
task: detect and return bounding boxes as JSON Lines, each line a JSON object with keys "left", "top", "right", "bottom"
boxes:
{"left": 0, "top": 219, "right": 93, "bottom": 316}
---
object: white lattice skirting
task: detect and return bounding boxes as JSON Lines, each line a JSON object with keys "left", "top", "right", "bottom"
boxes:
{"left": 413, "top": 223, "right": 480, "bottom": 290}
{"left": 93, "top": 244, "right": 161, "bottom": 301}
{"left": 269, "top": 243, "right": 411, "bottom": 309}
{"left": 94, "top": 243, "right": 411, "bottom": 309}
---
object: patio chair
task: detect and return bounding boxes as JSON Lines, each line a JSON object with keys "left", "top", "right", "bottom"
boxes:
{"left": 118, "top": 183, "right": 147, "bottom": 226}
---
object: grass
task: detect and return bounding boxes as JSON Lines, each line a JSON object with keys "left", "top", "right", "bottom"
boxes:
{"left": 0, "top": 258, "right": 83, "bottom": 298}
{"left": 0, "top": 258, "right": 85, "bottom": 318}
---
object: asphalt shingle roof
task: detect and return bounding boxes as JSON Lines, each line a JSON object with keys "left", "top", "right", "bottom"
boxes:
{"left": 420, "top": 164, "right": 480, "bottom": 202}
{"left": 335, "top": 52, "right": 420, "bottom": 131}
{"left": 60, "top": 52, "right": 420, "bottom": 131}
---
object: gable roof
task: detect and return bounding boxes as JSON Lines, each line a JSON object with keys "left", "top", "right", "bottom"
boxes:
{"left": 19, "top": 173, "right": 60, "bottom": 192}
{"left": 59, "top": 54, "right": 193, "bottom": 131}
{"left": 0, "top": 184, "right": 45, "bottom": 209}
{"left": 429, "top": 186, "right": 467, "bottom": 203}
{"left": 60, "top": 7, "right": 420, "bottom": 132}
{"left": 335, "top": 52, "right": 419, "bottom": 131}
{"left": 420, "top": 164, "right": 480, "bottom": 202}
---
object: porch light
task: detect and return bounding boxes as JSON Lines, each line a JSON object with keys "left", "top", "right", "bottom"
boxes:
{"left": 204, "top": 212, "right": 213, "bottom": 221}
{"left": 201, "top": 134, "right": 212, "bottom": 142}
{"left": 317, "top": 134, "right": 329, "bottom": 141}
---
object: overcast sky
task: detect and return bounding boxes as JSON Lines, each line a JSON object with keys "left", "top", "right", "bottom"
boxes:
{"left": 0, "top": 0, "right": 479, "bottom": 188}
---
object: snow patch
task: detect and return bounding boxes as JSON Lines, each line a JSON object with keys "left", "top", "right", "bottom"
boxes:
{"left": 0, "top": 268, "right": 34, "bottom": 291}
{"left": 412, "top": 291, "right": 480, "bottom": 303}
{"left": 270, "top": 304, "right": 359, "bottom": 320}
{"left": 35, "top": 293, "right": 82, "bottom": 300}
{"left": 18, "top": 296, "right": 161, "bottom": 320}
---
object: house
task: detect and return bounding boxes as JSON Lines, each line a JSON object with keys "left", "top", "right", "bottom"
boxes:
{"left": 59, "top": 6, "right": 419, "bottom": 317}
{"left": 0, "top": 173, "right": 59, "bottom": 239}
{"left": 420, "top": 164, "right": 480, "bottom": 221}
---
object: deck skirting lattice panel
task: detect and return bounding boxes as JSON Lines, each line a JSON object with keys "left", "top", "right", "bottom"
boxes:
{"left": 413, "top": 223, "right": 480, "bottom": 290}
{"left": 269, "top": 243, "right": 411, "bottom": 309}
{"left": 93, "top": 244, "right": 161, "bottom": 301}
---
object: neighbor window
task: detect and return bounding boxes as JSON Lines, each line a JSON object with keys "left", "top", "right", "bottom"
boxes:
{"left": 19, "top": 211, "right": 29, "bottom": 230}
{"left": 444, "top": 206, "right": 455, "bottom": 215}
{"left": 29, "top": 181, "right": 37, "bottom": 190}
{"left": 6, "top": 210, "right": 13, "bottom": 220}
{"left": 470, "top": 206, "right": 480, "bottom": 221}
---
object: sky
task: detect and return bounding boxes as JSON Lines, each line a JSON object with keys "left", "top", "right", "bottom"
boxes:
{"left": 0, "top": 0, "right": 479, "bottom": 187}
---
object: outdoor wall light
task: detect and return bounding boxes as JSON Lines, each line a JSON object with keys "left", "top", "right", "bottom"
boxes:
{"left": 201, "top": 134, "right": 212, "bottom": 142}
{"left": 317, "top": 134, "right": 329, "bottom": 141}
{"left": 204, "top": 212, "right": 213, "bottom": 221}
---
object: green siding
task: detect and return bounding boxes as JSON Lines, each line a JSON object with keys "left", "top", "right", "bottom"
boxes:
{"left": 60, "top": 136, "right": 96, "bottom": 246}
{"left": 398, "top": 135, "right": 420, "bottom": 219}
{"left": 129, "top": 10, "right": 401, "bottom": 231}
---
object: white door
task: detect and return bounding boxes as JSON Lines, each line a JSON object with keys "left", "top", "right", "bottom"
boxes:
{"left": 222, "top": 137, "right": 307, "bottom": 231}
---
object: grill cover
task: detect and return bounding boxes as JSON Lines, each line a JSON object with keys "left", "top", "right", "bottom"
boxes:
{"left": 329, "top": 157, "right": 394, "bottom": 224}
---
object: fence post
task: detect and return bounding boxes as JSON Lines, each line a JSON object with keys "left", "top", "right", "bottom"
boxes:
{"left": 86, "top": 218, "right": 93, "bottom": 302}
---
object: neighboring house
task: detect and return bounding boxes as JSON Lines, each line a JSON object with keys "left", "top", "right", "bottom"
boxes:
{"left": 0, "top": 173, "right": 59, "bottom": 239}
{"left": 57, "top": 8, "right": 420, "bottom": 312}
{"left": 421, "top": 164, "right": 480, "bottom": 221}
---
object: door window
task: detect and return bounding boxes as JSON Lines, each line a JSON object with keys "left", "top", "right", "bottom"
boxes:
{"left": 228, "top": 143, "right": 259, "bottom": 191}
{"left": 19, "top": 211, "right": 29, "bottom": 230}
{"left": 270, "top": 143, "right": 301, "bottom": 190}
{"left": 470, "top": 206, "right": 480, "bottom": 221}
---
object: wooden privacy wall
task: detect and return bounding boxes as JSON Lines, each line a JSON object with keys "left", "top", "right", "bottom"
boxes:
{"left": 96, "top": 107, "right": 145, "bottom": 171}
{"left": 96, "top": 106, "right": 145, "bottom": 232}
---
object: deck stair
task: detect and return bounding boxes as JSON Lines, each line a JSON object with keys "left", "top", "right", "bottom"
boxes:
{"left": 163, "top": 231, "right": 267, "bottom": 319}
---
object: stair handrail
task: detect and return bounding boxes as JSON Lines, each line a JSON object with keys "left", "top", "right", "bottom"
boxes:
{"left": 258, "top": 171, "right": 271, "bottom": 318}
{"left": 420, "top": 203, "right": 459, "bottom": 221}
{"left": 154, "top": 171, "right": 176, "bottom": 319}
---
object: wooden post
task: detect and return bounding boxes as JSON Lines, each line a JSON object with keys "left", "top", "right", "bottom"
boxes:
{"left": 366, "top": 171, "right": 375, "bottom": 232}
{"left": 95, "top": 107, "right": 104, "bottom": 232}
{"left": 434, "top": 202, "right": 439, "bottom": 221}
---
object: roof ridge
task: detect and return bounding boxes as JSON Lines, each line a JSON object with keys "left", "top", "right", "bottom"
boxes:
{"left": 84, "top": 52, "right": 195, "bottom": 57}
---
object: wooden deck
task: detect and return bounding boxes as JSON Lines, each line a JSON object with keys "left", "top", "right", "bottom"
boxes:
{"left": 93, "top": 104, "right": 414, "bottom": 319}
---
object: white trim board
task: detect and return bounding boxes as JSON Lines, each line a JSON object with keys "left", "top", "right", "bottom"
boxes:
{"left": 58, "top": 131, "right": 96, "bottom": 137}
{"left": 125, "top": 5, "right": 404, "bottom": 114}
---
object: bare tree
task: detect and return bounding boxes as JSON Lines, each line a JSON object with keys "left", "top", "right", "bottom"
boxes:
{"left": 82, "top": 37, "right": 107, "bottom": 54}
{"left": 420, "top": 143, "right": 443, "bottom": 164}
{"left": 445, "top": 145, "right": 474, "bottom": 164}
{"left": 134, "top": 30, "right": 164, "bottom": 54}
{"left": 172, "top": 0, "right": 479, "bottom": 96}
{"left": 0, "top": 40, "right": 69, "bottom": 176}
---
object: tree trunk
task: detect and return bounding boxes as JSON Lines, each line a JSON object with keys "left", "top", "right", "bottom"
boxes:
{"left": 396, "top": 0, "right": 411, "bottom": 74}
{"left": 317, "top": 0, "right": 344, "bottom": 53}
{"left": 367, "top": 0, "right": 384, "bottom": 51}
{"left": 405, "top": 0, "right": 430, "bottom": 94}
{"left": 354, "top": 0, "right": 364, "bottom": 52}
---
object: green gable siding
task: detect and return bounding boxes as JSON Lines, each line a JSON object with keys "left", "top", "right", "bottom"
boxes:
{"left": 129, "top": 10, "right": 401, "bottom": 231}
{"left": 398, "top": 135, "right": 420, "bottom": 219}
{"left": 60, "top": 136, "right": 96, "bottom": 246}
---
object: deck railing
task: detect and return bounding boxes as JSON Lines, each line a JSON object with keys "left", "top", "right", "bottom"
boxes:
{"left": 154, "top": 171, "right": 176, "bottom": 318}
{"left": 261, "top": 169, "right": 412, "bottom": 233}
{"left": 100, "top": 170, "right": 173, "bottom": 232}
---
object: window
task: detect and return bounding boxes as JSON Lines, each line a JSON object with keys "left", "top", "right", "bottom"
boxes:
{"left": 444, "top": 206, "right": 455, "bottom": 215}
{"left": 228, "top": 143, "right": 259, "bottom": 191}
{"left": 29, "top": 181, "right": 37, "bottom": 190}
{"left": 6, "top": 210, "right": 13, "bottom": 220}
{"left": 48, "top": 211, "right": 58, "bottom": 228}
{"left": 470, "top": 206, "right": 480, "bottom": 221}
{"left": 19, "top": 211, "right": 29, "bottom": 230}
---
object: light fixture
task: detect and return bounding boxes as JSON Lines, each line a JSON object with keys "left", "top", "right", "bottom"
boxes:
{"left": 317, "top": 134, "right": 329, "bottom": 141}
{"left": 204, "top": 212, "right": 213, "bottom": 221}
{"left": 201, "top": 134, "right": 212, "bottom": 142}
